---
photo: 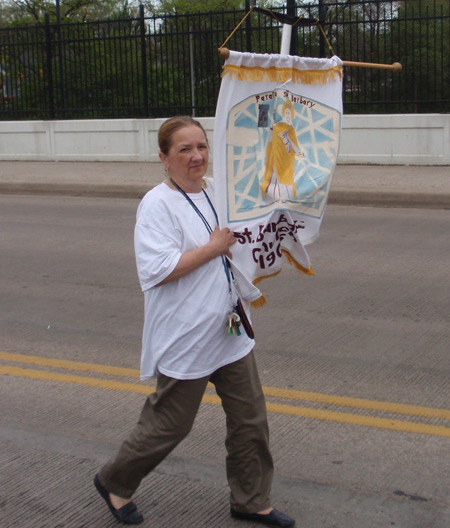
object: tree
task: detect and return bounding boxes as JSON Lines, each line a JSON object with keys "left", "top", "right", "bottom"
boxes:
{"left": 390, "top": 0, "right": 450, "bottom": 112}
{"left": 145, "top": 1, "right": 286, "bottom": 116}
{"left": 0, "top": 0, "right": 134, "bottom": 26}
{"left": 149, "top": 0, "right": 243, "bottom": 14}
{"left": 319, "top": 1, "right": 403, "bottom": 112}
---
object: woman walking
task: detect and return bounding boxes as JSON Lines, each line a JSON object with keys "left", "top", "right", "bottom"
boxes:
{"left": 93, "top": 116, "right": 295, "bottom": 528}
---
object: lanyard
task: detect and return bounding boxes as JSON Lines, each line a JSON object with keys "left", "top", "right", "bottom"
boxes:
{"left": 169, "top": 178, "right": 233, "bottom": 295}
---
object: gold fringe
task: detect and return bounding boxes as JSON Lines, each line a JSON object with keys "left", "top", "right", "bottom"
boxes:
{"left": 251, "top": 271, "right": 281, "bottom": 310}
{"left": 249, "top": 251, "right": 315, "bottom": 309}
{"left": 250, "top": 294, "right": 267, "bottom": 309}
{"left": 253, "top": 269, "right": 282, "bottom": 285}
{"left": 282, "top": 249, "right": 316, "bottom": 275}
{"left": 222, "top": 63, "right": 342, "bottom": 84}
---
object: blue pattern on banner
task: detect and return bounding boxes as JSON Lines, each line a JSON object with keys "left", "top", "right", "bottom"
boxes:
{"left": 226, "top": 88, "right": 341, "bottom": 223}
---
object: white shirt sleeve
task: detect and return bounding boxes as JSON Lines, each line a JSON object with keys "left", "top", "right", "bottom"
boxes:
{"left": 134, "top": 190, "right": 182, "bottom": 291}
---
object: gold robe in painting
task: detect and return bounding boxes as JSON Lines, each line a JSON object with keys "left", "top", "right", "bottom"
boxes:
{"left": 261, "top": 121, "right": 300, "bottom": 199}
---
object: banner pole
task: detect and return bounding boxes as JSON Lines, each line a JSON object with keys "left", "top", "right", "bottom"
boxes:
{"left": 280, "top": 23, "right": 292, "bottom": 55}
{"left": 217, "top": 47, "right": 401, "bottom": 72}
{"left": 342, "top": 60, "right": 402, "bottom": 72}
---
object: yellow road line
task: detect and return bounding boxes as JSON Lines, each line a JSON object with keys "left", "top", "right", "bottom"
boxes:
{"left": 1, "top": 351, "right": 449, "bottom": 420}
{"left": 1, "top": 364, "right": 449, "bottom": 439}
{"left": 265, "top": 402, "right": 450, "bottom": 438}
{"left": 0, "top": 364, "right": 153, "bottom": 394}
{"left": 0, "top": 351, "right": 139, "bottom": 378}
{"left": 262, "top": 386, "right": 450, "bottom": 420}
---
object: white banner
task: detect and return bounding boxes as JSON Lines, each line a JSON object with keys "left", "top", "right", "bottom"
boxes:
{"left": 213, "top": 51, "right": 343, "bottom": 306}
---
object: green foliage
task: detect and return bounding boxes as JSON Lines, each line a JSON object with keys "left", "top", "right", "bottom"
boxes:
{"left": 390, "top": 0, "right": 450, "bottom": 112}
{"left": 0, "top": 0, "right": 134, "bottom": 26}
{"left": 1, "top": 0, "right": 449, "bottom": 118}
{"left": 148, "top": 0, "right": 244, "bottom": 15}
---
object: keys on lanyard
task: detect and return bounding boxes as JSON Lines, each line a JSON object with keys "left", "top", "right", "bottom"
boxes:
{"left": 226, "top": 311, "right": 241, "bottom": 336}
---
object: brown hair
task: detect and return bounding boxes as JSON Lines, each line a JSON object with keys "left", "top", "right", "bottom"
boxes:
{"left": 158, "top": 116, "right": 208, "bottom": 155}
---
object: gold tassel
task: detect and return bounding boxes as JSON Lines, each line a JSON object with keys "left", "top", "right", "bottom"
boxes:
{"left": 282, "top": 249, "right": 315, "bottom": 275}
{"left": 222, "top": 63, "right": 342, "bottom": 84}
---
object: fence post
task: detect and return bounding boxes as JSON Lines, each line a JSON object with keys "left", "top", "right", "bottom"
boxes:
{"left": 189, "top": 26, "right": 196, "bottom": 117}
{"left": 44, "top": 13, "right": 55, "bottom": 119}
{"left": 139, "top": 4, "right": 149, "bottom": 118}
{"left": 245, "top": 0, "right": 252, "bottom": 52}
{"left": 318, "top": 0, "right": 326, "bottom": 58}
{"left": 55, "top": 0, "right": 66, "bottom": 117}
{"left": 287, "top": 0, "right": 297, "bottom": 55}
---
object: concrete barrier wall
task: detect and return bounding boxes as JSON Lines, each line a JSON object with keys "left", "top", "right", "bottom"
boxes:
{"left": 339, "top": 114, "right": 450, "bottom": 165}
{"left": 0, "top": 114, "right": 449, "bottom": 165}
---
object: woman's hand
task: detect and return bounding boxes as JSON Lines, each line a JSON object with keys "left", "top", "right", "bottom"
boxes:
{"left": 156, "top": 227, "right": 236, "bottom": 286}
{"left": 208, "top": 226, "right": 236, "bottom": 259}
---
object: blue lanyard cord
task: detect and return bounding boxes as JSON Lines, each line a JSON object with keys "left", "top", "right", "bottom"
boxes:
{"left": 169, "top": 179, "right": 233, "bottom": 292}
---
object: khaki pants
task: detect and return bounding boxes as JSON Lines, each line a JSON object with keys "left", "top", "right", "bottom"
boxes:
{"left": 98, "top": 351, "right": 274, "bottom": 513}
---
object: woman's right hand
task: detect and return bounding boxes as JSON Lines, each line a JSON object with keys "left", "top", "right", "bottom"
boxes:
{"left": 208, "top": 226, "right": 236, "bottom": 259}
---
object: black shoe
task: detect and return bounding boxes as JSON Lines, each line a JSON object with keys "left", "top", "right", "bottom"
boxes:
{"left": 94, "top": 474, "right": 144, "bottom": 525}
{"left": 230, "top": 508, "right": 295, "bottom": 527}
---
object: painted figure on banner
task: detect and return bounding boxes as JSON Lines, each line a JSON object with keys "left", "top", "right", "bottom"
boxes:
{"left": 225, "top": 88, "right": 340, "bottom": 224}
{"left": 260, "top": 99, "right": 304, "bottom": 203}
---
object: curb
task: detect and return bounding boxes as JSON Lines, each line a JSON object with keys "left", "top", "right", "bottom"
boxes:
{"left": 0, "top": 183, "right": 148, "bottom": 199}
{"left": 328, "top": 191, "right": 450, "bottom": 209}
{"left": 1, "top": 183, "right": 449, "bottom": 209}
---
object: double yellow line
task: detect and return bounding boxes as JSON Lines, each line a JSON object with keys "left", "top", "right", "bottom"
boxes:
{"left": 1, "top": 351, "right": 449, "bottom": 438}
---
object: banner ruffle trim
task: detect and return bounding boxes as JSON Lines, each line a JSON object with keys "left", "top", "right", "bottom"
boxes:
{"left": 222, "top": 64, "right": 343, "bottom": 84}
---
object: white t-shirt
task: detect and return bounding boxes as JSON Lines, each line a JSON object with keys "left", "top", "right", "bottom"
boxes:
{"left": 134, "top": 179, "right": 255, "bottom": 380}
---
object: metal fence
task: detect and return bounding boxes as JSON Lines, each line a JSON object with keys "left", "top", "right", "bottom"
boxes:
{"left": 1, "top": 0, "right": 449, "bottom": 120}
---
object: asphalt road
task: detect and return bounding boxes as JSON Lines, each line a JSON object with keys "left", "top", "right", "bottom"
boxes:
{"left": 1, "top": 194, "right": 449, "bottom": 528}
